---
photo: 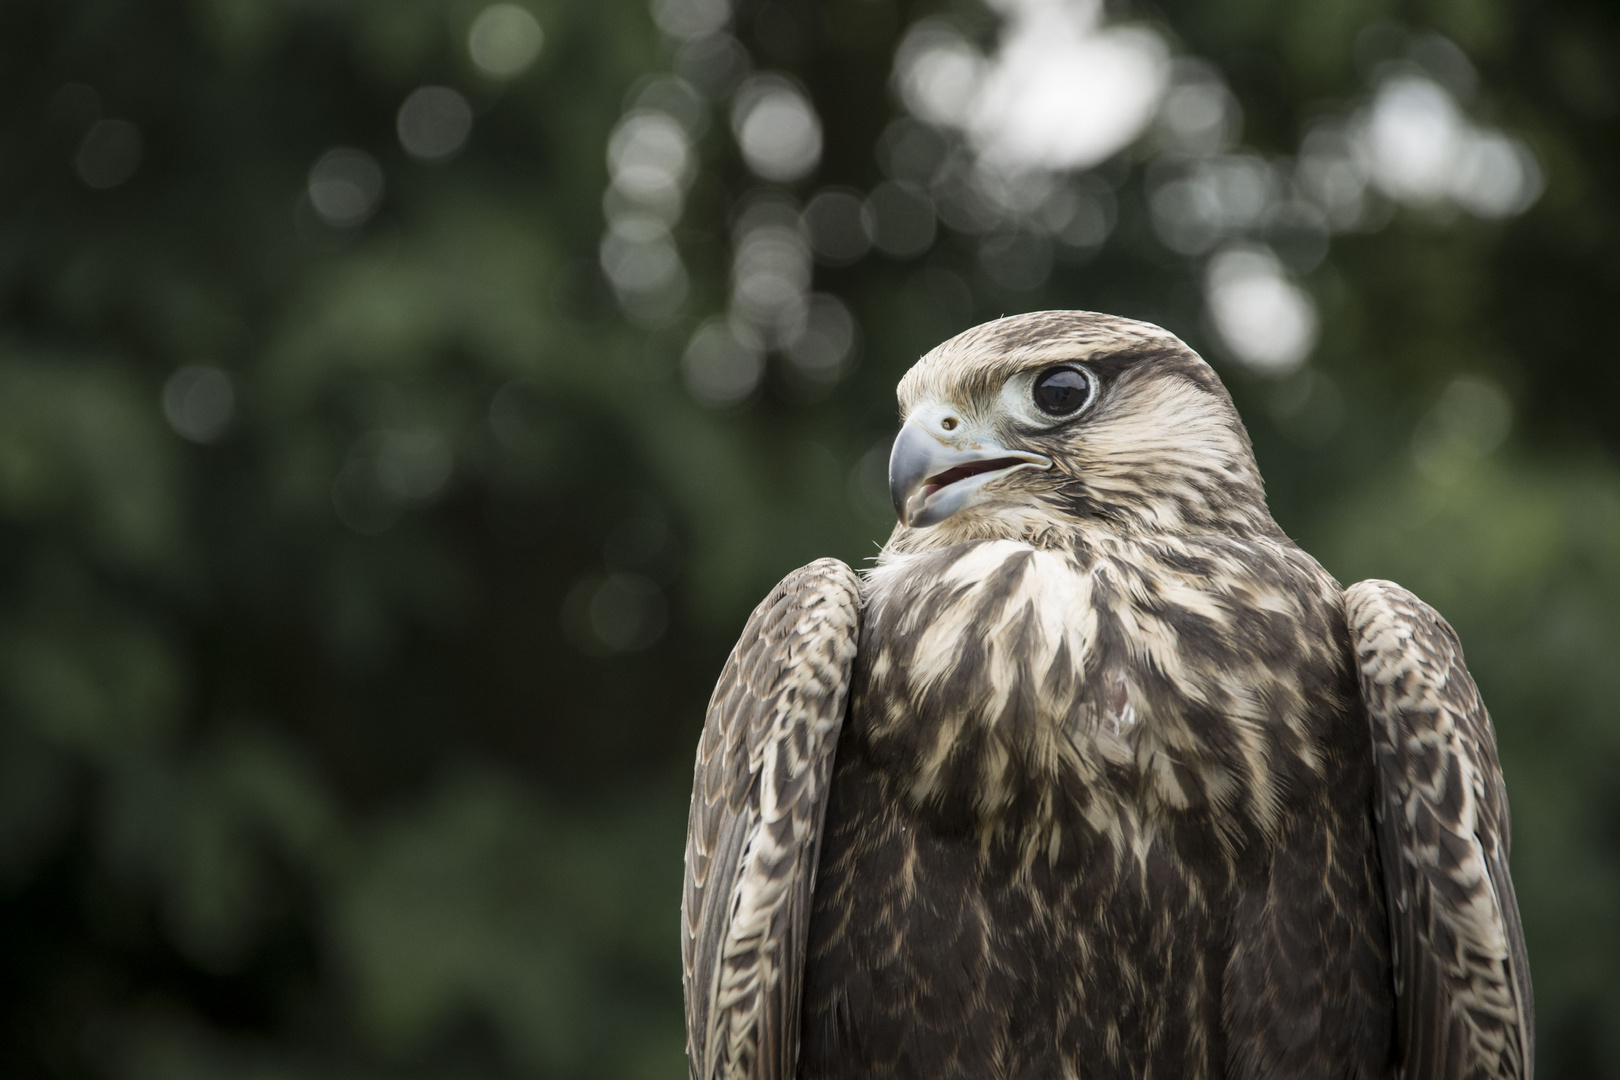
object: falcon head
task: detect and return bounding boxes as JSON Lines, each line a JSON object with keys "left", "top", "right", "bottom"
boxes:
{"left": 887, "top": 311, "right": 1277, "bottom": 547}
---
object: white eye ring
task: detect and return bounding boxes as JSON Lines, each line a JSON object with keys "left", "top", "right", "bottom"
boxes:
{"left": 999, "top": 365, "right": 1098, "bottom": 429}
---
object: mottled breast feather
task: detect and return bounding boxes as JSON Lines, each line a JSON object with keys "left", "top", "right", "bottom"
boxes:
{"left": 683, "top": 559, "right": 862, "bottom": 1080}
{"left": 801, "top": 533, "right": 1395, "bottom": 1079}
{"left": 853, "top": 533, "right": 1349, "bottom": 849}
{"left": 1347, "top": 580, "right": 1534, "bottom": 1080}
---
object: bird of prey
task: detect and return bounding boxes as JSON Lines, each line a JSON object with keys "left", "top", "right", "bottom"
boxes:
{"left": 682, "top": 311, "right": 1533, "bottom": 1080}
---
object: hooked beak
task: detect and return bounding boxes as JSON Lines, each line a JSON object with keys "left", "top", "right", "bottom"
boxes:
{"left": 888, "top": 419, "right": 1052, "bottom": 528}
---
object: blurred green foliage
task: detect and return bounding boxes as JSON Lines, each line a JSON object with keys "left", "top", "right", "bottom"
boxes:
{"left": 1, "top": 0, "right": 1617, "bottom": 1076}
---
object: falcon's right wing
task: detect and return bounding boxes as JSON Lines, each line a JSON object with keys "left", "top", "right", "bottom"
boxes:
{"left": 1346, "top": 579, "right": 1534, "bottom": 1080}
{"left": 683, "top": 559, "right": 862, "bottom": 1080}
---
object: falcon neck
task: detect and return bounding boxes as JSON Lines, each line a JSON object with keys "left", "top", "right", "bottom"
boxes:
{"left": 852, "top": 533, "right": 1357, "bottom": 856}
{"left": 881, "top": 494, "right": 1287, "bottom": 561}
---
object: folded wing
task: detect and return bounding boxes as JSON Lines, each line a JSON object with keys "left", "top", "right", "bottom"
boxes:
{"left": 683, "top": 559, "right": 862, "bottom": 1080}
{"left": 1346, "top": 580, "right": 1534, "bottom": 1080}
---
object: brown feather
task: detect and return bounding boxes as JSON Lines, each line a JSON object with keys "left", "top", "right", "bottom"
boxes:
{"left": 1347, "top": 579, "right": 1534, "bottom": 1080}
{"left": 683, "top": 312, "right": 1532, "bottom": 1080}
{"left": 683, "top": 559, "right": 861, "bottom": 1080}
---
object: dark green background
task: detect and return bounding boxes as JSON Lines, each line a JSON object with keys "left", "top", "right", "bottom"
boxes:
{"left": 2, "top": 0, "right": 1618, "bottom": 1076}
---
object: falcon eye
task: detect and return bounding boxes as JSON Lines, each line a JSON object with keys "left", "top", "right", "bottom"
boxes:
{"left": 1032, "top": 366, "right": 1094, "bottom": 417}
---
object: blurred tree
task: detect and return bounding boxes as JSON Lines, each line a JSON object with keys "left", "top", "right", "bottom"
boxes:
{"left": 0, "top": 0, "right": 1616, "bottom": 1077}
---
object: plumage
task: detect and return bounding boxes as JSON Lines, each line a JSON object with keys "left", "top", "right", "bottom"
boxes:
{"left": 1347, "top": 581, "right": 1534, "bottom": 1078}
{"left": 682, "top": 311, "right": 1532, "bottom": 1079}
{"left": 684, "top": 560, "right": 862, "bottom": 1080}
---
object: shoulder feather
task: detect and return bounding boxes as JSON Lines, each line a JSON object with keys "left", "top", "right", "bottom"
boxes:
{"left": 683, "top": 558, "right": 862, "bottom": 1080}
{"left": 1346, "top": 579, "right": 1533, "bottom": 1080}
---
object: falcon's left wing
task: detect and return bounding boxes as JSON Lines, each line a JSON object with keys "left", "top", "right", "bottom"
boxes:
{"left": 683, "top": 559, "right": 862, "bottom": 1080}
{"left": 1346, "top": 580, "right": 1534, "bottom": 1080}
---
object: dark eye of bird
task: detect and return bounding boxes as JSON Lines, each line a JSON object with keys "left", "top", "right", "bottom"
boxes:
{"left": 1032, "top": 367, "right": 1093, "bottom": 417}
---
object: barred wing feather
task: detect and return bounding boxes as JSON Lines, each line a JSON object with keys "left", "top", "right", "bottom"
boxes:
{"left": 1347, "top": 580, "right": 1534, "bottom": 1080}
{"left": 683, "top": 559, "right": 862, "bottom": 1080}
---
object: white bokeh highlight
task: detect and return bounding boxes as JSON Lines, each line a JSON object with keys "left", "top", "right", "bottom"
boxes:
{"left": 308, "top": 148, "right": 384, "bottom": 227}
{"left": 651, "top": 0, "right": 730, "bottom": 41}
{"left": 784, "top": 294, "right": 857, "bottom": 386}
{"left": 895, "top": 0, "right": 1168, "bottom": 173}
{"left": 607, "top": 111, "right": 695, "bottom": 223}
{"left": 682, "top": 318, "right": 765, "bottom": 407}
{"left": 1298, "top": 70, "right": 1542, "bottom": 227}
{"left": 599, "top": 214, "right": 689, "bottom": 325}
{"left": 467, "top": 4, "right": 544, "bottom": 78}
{"left": 397, "top": 87, "right": 473, "bottom": 162}
{"left": 1205, "top": 245, "right": 1318, "bottom": 375}
{"left": 162, "top": 366, "right": 235, "bottom": 443}
{"left": 732, "top": 76, "right": 823, "bottom": 183}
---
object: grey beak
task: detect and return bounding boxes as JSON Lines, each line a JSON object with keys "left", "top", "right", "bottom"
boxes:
{"left": 888, "top": 421, "right": 1051, "bottom": 528}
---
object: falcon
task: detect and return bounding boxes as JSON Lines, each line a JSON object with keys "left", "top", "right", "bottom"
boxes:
{"left": 682, "top": 311, "right": 1533, "bottom": 1079}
